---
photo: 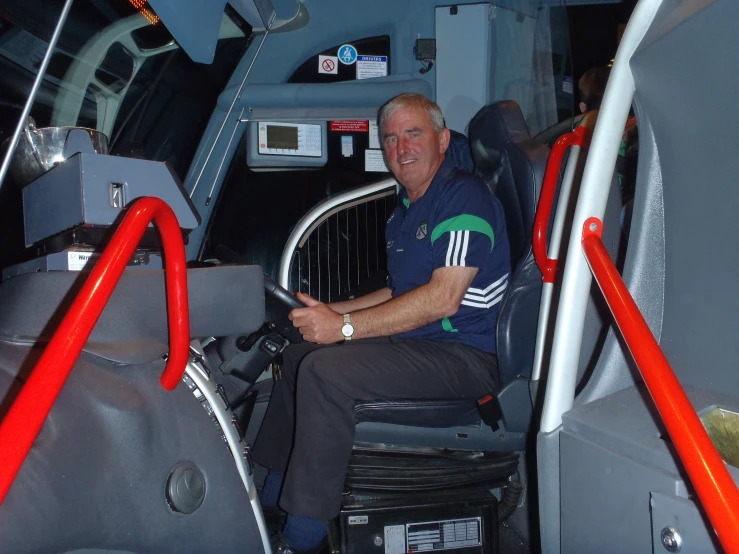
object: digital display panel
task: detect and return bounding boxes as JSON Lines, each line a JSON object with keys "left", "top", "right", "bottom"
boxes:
{"left": 253, "top": 121, "right": 324, "bottom": 162}
{"left": 266, "top": 125, "right": 299, "bottom": 150}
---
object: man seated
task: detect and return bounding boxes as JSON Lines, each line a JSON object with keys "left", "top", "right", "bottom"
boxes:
{"left": 252, "top": 93, "right": 511, "bottom": 554}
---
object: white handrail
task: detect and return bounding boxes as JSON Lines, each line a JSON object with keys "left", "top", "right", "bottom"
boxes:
{"left": 530, "top": 142, "right": 582, "bottom": 382}
{"left": 539, "top": 0, "right": 664, "bottom": 434}
{"left": 277, "top": 178, "right": 397, "bottom": 289}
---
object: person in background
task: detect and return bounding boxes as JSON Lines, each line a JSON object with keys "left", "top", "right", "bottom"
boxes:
{"left": 577, "top": 66, "right": 611, "bottom": 114}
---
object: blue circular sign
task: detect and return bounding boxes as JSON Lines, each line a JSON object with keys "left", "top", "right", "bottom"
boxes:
{"left": 338, "top": 44, "right": 358, "bottom": 65}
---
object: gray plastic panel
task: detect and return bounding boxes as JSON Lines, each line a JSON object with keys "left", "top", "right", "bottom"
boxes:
{"left": 0, "top": 345, "right": 262, "bottom": 553}
{"left": 560, "top": 385, "right": 739, "bottom": 554}
{"left": 629, "top": 0, "right": 739, "bottom": 397}
{"left": 1, "top": 250, "right": 163, "bottom": 281}
{"left": 435, "top": 4, "right": 493, "bottom": 133}
{"left": 576, "top": 97, "right": 665, "bottom": 404}
{"left": 226, "top": 78, "right": 433, "bottom": 113}
{"left": 536, "top": 429, "right": 560, "bottom": 553}
{"left": 650, "top": 491, "right": 720, "bottom": 553}
{"left": 23, "top": 153, "right": 200, "bottom": 246}
{"left": 0, "top": 266, "right": 265, "bottom": 364}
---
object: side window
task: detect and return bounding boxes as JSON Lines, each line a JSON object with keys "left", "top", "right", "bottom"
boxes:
{"left": 289, "top": 36, "right": 390, "bottom": 84}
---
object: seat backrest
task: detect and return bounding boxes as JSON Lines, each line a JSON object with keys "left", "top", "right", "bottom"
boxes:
{"left": 468, "top": 101, "right": 550, "bottom": 386}
{"left": 446, "top": 129, "right": 475, "bottom": 173}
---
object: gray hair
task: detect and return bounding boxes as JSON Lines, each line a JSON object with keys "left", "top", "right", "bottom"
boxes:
{"left": 378, "top": 93, "right": 445, "bottom": 139}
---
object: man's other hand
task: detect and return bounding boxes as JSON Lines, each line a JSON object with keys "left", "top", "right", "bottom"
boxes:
{"left": 289, "top": 293, "right": 344, "bottom": 344}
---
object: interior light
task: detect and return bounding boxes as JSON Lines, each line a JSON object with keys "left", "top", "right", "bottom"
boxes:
{"left": 128, "top": 0, "right": 160, "bottom": 25}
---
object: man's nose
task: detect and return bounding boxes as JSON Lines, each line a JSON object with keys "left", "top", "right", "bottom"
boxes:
{"left": 397, "top": 136, "right": 410, "bottom": 154}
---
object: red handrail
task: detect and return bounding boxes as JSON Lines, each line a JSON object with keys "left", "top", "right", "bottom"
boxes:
{"left": 581, "top": 216, "right": 739, "bottom": 554}
{"left": 533, "top": 126, "right": 589, "bottom": 283}
{"left": 0, "top": 197, "right": 189, "bottom": 506}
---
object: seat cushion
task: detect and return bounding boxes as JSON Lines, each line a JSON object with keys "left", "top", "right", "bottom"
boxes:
{"left": 354, "top": 398, "right": 481, "bottom": 427}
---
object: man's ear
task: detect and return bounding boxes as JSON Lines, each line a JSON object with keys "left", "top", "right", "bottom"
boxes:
{"left": 579, "top": 101, "right": 588, "bottom": 114}
{"left": 439, "top": 128, "right": 451, "bottom": 153}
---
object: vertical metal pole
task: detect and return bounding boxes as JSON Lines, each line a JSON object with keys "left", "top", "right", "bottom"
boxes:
{"left": 189, "top": 28, "right": 271, "bottom": 200}
{"left": 531, "top": 145, "right": 582, "bottom": 382}
{"left": 0, "top": 0, "right": 76, "bottom": 191}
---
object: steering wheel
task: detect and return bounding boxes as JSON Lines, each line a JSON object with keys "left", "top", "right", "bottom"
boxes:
{"left": 263, "top": 275, "right": 305, "bottom": 344}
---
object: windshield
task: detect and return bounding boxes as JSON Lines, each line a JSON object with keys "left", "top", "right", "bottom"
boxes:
{"left": 0, "top": 0, "right": 250, "bottom": 271}
{"left": 0, "top": 0, "right": 251, "bottom": 183}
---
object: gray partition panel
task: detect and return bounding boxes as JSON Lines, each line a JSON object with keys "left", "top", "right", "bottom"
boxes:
{"left": 560, "top": 385, "right": 739, "bottom": 554}
{"left": 0, "top": 265, "right": 265, "bottom": 363}
{"left": 629, "top": 0, "right": 739, "bottom": 397}
{"left": 576, "top": 98, "right": 665, "bottom": 404}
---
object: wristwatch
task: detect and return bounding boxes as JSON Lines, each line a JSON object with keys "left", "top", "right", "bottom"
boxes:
{"left": 341, "top": 313, "right": 355, "bottom": 341}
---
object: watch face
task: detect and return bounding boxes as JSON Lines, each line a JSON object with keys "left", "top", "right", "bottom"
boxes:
{"left": 341, "top": 323, "right": 354, "bottom": 337}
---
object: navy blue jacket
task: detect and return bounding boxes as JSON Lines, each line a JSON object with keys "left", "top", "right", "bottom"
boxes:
{"left": 385, "top": 157, "right": 510, "bottom": 354}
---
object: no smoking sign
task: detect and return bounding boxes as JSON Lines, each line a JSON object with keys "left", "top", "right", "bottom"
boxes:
{"left": 319, "top": 55, "right": 338, "bottom": 75}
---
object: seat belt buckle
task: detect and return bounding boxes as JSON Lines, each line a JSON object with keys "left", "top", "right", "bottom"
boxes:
{"left": 477, "top": 394, "right": 503, "bottom": 432}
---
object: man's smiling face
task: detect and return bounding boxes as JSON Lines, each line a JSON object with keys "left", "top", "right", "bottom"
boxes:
{"left": 383, "top": 106, "right": 450, "bottom": 202}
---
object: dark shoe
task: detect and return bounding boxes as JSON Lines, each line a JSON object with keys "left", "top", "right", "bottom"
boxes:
{"left": 271, "top": 532, "right": 327, "bottom": 554}
{"left": 262, "top": 505, "right": 287, "bottom": 533}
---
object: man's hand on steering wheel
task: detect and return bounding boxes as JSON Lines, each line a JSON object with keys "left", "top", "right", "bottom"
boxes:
{"left": 289, "top": 293, "right": 345, "bottom": 344}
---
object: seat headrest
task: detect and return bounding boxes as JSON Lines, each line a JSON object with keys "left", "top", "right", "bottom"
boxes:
{"left": 468, "top": 101, "right": 532, "bottom": 191}
{"left": 446, "top": 130, "right": 475, "bottom": 174}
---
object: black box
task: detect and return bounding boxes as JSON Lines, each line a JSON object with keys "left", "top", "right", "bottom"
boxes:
{"left": 414, "top": 39, "right": 436, "bottom": 61}
{"left": 335, "top": 491, "right": 498, "bottom": 554}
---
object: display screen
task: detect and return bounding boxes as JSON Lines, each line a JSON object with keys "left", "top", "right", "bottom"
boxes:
{"left": 266, "top": 125, "right": 299, "bottom": 150}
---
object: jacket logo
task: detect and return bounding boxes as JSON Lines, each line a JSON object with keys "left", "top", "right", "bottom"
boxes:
{"left": 416, "top": 222, "right": 427, "bottom": 240}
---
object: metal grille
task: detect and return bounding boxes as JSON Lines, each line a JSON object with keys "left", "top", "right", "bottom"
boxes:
{"left": 287, "top": 187, "right": 396, "bottom": 303}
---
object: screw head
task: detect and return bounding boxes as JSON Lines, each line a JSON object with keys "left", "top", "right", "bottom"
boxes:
{"left": 589, "top": 222, "right": 598, "bottom": 232}
{"left": 661, "top": 527, "right": 682, "bottom": 552}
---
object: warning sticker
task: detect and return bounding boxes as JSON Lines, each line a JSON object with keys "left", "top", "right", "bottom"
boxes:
{"left": 330, "top": 120, "right": 369, "bottom": 133}
{"left": 67, "top": 251, "right": 99, "bottom": 271}
{"left": 562, "top": 76, "right": 573, "bottom": 95}
{"left": 369, "top": 120, "right": 381, "bottom": 149}
{"left": 365, "top": 149, "right": 389, "bottom": 172}
{"left": 356, "top": 55, "right": 388, "bottom": 80}
{"left": 406, "top": 517, "right": 481, "bottom": 552}
{"left": 319, "top": 55, "right": 338, "bottom": 74}
{"left": 384, "top": 525, "right": 405, "bottom": 554}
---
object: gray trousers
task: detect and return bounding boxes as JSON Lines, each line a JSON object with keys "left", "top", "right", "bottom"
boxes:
{"left": 251, "top": 337, "right": 498, "bottom": 520}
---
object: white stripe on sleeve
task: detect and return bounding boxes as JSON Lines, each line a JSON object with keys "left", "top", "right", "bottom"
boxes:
{"left": 459, "top": 231, "right": 469, "bottom": 267}
{"left": 452, "top": 230, "right": 463, "bottom": 265}
{"left": 445, "top": 231, "right": 457, "bottom": 267}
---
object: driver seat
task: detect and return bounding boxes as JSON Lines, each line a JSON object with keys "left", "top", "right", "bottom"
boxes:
{"left": 353, "top": 101, "right": 549, "bottom": 452}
